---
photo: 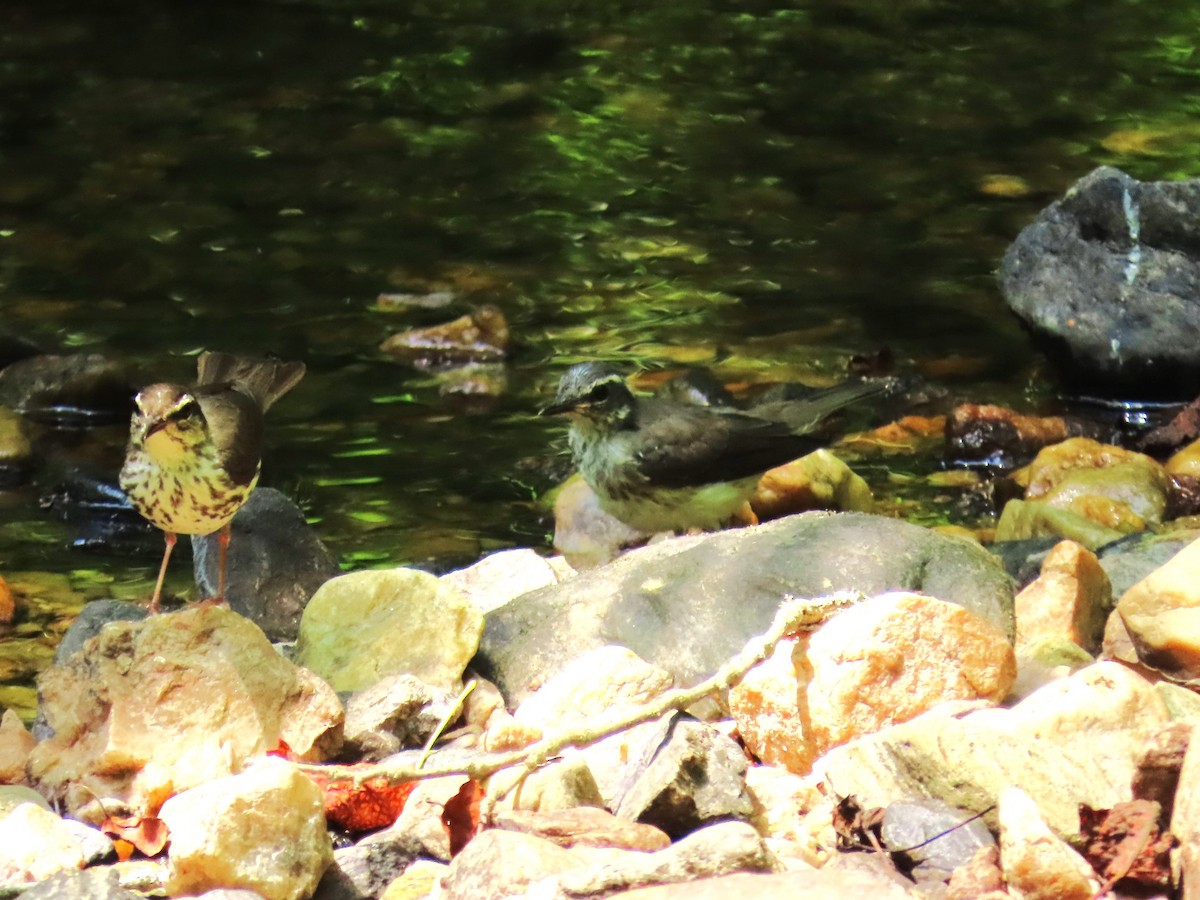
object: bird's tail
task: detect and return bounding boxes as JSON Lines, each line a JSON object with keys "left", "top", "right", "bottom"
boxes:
{"left": 197, "top": 351, "right": 306, "bottom": 411}
{"left": 758, "top": 377, "right": 899, "bottom": 434}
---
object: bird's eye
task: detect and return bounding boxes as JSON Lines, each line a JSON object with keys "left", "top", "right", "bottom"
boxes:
{"left": 588, "top": 383, "right": 611, "bottom": 403}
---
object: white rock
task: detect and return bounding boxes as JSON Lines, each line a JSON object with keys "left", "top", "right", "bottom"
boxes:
{"left": 998, "top": 786, "right": 1099, "bottom": 900}
{"left": 441, "top": 548, "right": 569, "bottom": 615}
{"left": 0, "top": 802, "right": 85, "bottom": 886}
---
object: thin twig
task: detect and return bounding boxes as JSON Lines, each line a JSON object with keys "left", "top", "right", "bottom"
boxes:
{"left": 417, "top": 679, "right": 477, "bottom": 770}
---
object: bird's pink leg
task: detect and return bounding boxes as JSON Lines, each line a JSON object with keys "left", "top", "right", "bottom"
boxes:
{"left": 214, "top": 522, "right": 231, "bottom": 606}
{"left": 148, "top": 532, "right": 177, "bottom": 614}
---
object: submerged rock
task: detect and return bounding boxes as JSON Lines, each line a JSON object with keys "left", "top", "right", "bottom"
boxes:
{"left": 378, "top": 304, "right": 509, "bottom": 368}
{"left": 0, "top": 353, "right": 132, "bottom": 427}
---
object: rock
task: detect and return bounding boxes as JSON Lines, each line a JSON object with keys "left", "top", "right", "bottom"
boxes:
{"left": 608, "top": 869, "right": 921, "bottom": 899}
{"left": 1133, "top": 722, "right": 1190, "bottom": 817}
{"left": 944, "top": 403, "right": 1085, "bottom": 466}
{"left": 0, "top": 707, "right": 35, "bottom": 782}
{"left": 997, "top": 786, "right": 1099, "bottom": 900}
{"left": 614, "top": 716, "right": 753, "bottom": 837}
{"left": 159, "top": 757, "right": 331, "bottom": 900}
{"left": 1171, "top": 728, "right": 1200, "bottom": 900}
{"left": 946, "top": 846, "right": 1005, "bottom": 900}
{"left": 743, "top": 764, "right": 817, "bottom": 848}
{"left": 749, "top": 449, "right": 873, "bottom": 520}
{"left": 554, "top": 821, "right": 777, "bottom": 896}
{"left": 314, "top": 827, "right": 425, "bottom": 900}
{"left": 817, "top": 662, "right": 1168, "bottom": 837}
{"left": 494, "top": 756, "right": 606, "bottom": 814}
{"left": 440, "top": 548, "right": 572, "bottom": 615}
{"left": 987, "top": 536, "right": 1065, "bottom": 587}
{"left": 297, "top": 568, "right": 483, "bottom": 693}
{"left": 193, "top": 488, "right": 340, "bottom": 642}
{"left": 439, "top": 829, "right": 581, "bottom": 900}
{"left": 493, "top": 807, "right": 671, "bottom": 851}
{"left": 994, "top": 499, "right": 1125, "bottom": 549}
{"left": 999, "top": 165, "right": 1200, "bottom": 395}
{"left": 16, "top": 868, "right": 145, "bottom": 900}
{"left": 1098, "top": 529, "right": 1200, "bottom": 597}
{"left": 0, "top": 802, "right": 86, "bottom": 886}
{"left": 29, "top": 606, "right": 343, "bottom": 818}
{"left": 0, "top": 784, "right": 51, "bottom": 815}
{"left": 378, "top": 304, "right": 509, "bottom": 368}
{"left": 49, "top": 599, "right": 148, "bottom": 665}
{"left": 1014, "top": 540, "right": 1112, "bottom": 654}
{"left": 0, "top": 405, "right": 32, "bottom": 486}
{"left": 552, "top": 475, "right": 647, "bottom": 569}
{"left": 342, "top": 674, "right": 455, "bottom": 761}
{"left": 478, "top": 511, "right": 1016, "bottom": 707}
{"left": 0, "top": 352, "right": 132, "bottom": 426}
{"left": 379, "top": 860, "right": 447, "bottom": 900}
{"left": 880, "top": 799, "right": 995, "bottom": 881}
{"left": 61, "top": 819, "right": 116, "bottom": 865}
{"left": 1114, "top": 535, "right": 1200, "bottom": 681}
{"left": 512, "top": 645, "right": 674, "bottom": 733}
{"left": 387, "top": 775, "right": 471, "bottom": 863}
{"left": 730, "top": 592, "right": 1015, "bottom": 774}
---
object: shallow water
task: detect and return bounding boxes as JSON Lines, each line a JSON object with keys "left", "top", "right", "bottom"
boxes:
{"left": 3, "top": 0, "right": 1199, "bottom": 713}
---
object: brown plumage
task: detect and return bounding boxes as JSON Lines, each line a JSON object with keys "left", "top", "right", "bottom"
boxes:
{"left": 120, "top": 351, "right": 305, "bottom": 612}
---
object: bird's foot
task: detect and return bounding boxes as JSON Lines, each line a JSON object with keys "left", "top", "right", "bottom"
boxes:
{"left": 194, "top": 596, "right": 230, "bottom": 610}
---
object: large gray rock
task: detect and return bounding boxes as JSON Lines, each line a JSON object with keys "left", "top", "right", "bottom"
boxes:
{"left": 192, "top": 488, "right": 339, "bottom": 642}
{"left": 475, "top": 511, "right": 1015, "bottom": 705}
{"left": 1000, "top": 166, "right": 1200, "bottom": 395}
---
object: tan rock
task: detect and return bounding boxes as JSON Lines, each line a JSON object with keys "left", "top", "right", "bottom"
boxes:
{"left": 0, "top": 802, "right": 85, "bottom": 886}
{"left": 1172, "top": 728, "right": 1200, "bottom": 900}
{"left": 552, "top": 474, "right": 647, "bottom": 570}
{"left": 998, "top": 786, "right": 1099, "bottom": 900}
{"left": 730, "top": 591, "right": 1015, "bottom": 774}
{"left": 440, "top": 548, "right": 570, "bottom": 615}
{"left": 0, "top": 708, "right": 35, "bottom": 784}
{"left": 1167, "top": 438, "right": 1200, "bottom": 478}
{"left": 946, "top": 845, "right": 1004, "bottom": 900}
{"left": 28, "top": 606, "right": 342, "bottom": 819}
{"left": 751, "top": 449, "right": 874, "bottom": 520}
{"left": 296, "top": 567, "right": 483, "bottom": 693}
{"left": 1014, "top": 540, "right": 1112, "bottom": 653}
{"left": 441, "top": 828, "right": 583, "bottom": 900}
{"left": 493, "top": 807, "right": 671, "bottom": 851}
{"left": 380, "top": 859, "right": 447, "bottom": 900}
{"left": 1115, "top": 535, "right": 1200, "bottom": 681}
{"left": 606, "top": 868, "right": 921, "bottom": 899}
{"left": 1101, "top": 606, "right": 1139, "bottom": 663}
{"left": 390, "top": 774, "right": 471, "bottom": 862}
{"left": 159, "top": 757, "right": 331, "bottom": 900}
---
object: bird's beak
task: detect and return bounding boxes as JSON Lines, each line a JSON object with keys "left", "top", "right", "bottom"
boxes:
{"left": 539, "top": 399, "right": 576, "bottom": 417}
{"left": 144, "top": 418, "right": 168, "bottom": 439}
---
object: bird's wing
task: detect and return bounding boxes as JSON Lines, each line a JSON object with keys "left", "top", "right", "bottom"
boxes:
{"left": 196, "top": 386, "right": 264, "bottom": 487}
{"left": 631, "top": 402, "right": 817, "bottom": 489}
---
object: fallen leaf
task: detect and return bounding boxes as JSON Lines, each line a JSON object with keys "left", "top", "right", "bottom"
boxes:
{"left": 1079, "top": 800, "right": 1175, "bottom": 891}
{"left": 309, "top": 771, "right": 417, "bottom": 834}
{"left": 99, "top": 812, "right": 170, "bottom": 857}
{"left": 441, "top": 778, "right": 483, "bottom": 856}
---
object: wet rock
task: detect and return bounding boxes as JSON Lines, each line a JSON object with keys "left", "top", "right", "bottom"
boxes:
{"left": 375, "top": 291, "right": 457, "bottom": 311}
{"left": 378, "top": 304, "right": 509, "bottom": 368}
{"left": 552, "top": 474, "right": 647, "bottom": 569}
{"left": 477, "top": 511, "right": 1016, "bottom": 708}
{"left": 1114, "top": 535, "right": 1200, "bottom": 681}
{"left": 881, "top": 799, "right": 995, "bottom": 882}
{"left": 988, "top": 535, "right": 1069, "bottom": 587}
{"left": 944, "top": 403, "right": 1088, "bottom": 466}
{"left": 0, "top": 353, "right": 132, "bottom": 426}
{"left": 613, "top": 715, "right": 753, "bottom": 838}
{"left": 29, "top": 605, "right": 343, "bottom": 819}
{"left": 817, "top": 661, "right": 1168, "bottom": 838}
{"left": 342, "top": 674, "right": 455, "bottom": 761}
{"left": 997, "top": 786, "right": 1099, "bottom": 900}
{"left": 493, "top": 807, "right": 671, "bottom": 851}
{"left": 994, "top": 499, "right": 1125, "bottom": 549}
{"left": 730, "top": 592, "right": 1014, "bottom": 775}
{"left": 1097, "top": 529, "right": 1200, "bottom": 597}
{"left": 749, "top": 448, "right": 873, "bottom": 520}
{"left": 193, "top": 488, "right": 340, "bottom": 642}
{"left": 160, "top": 757, "right": 331, "bottom": 900}
{"left": 1000, "top": 165, "right": 1200, "bottom": 395}
{"left": 0, "top": 802, "right": 86, "bottom": 886}
{"left": 1014, "top": 539, "right": 1112, "bottom": 655}
{"left": 14, "top": 867, "right": 144, "bottom": 900}
{"left": 38, "top": 471, "right": 153, "bottom": 550}
{"left": 296, "top": 567, "right": 483, "bottom": 693}
{"left": 0, "top": 405, "right": 32, "bottom": 486}
{"left": 313, "top": 826, "right": 424, "bottom": 900}
{"left": 0, "top": 708, "right": 35, "bottom": 783}
{"left": 440, "top": 548, "right": 572, "bottom": 616}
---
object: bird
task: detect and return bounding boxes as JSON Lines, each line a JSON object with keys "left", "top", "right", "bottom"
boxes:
{"left": 119, "top": 352, "right": 306, "bottom": 612}
{"left": 542, "top": 362, "right": 889, "bottom": 534}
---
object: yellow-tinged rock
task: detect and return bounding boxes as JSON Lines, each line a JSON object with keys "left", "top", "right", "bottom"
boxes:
{"left": 1024, "top": 438, "right": 1166, "bottom": 497}
{"left": 296, "top": 567, "right": 483, "bottom": 693}
{"left": 0, "top": 407, "right": 31, "bottom": 465}
{"left": 1015, "top": 540, "right": 1112, "bottom": 654}
{"left": 1039, "top": 462, "right": 1168, "bottom": 528}
{"left": 751, "top": 448, "right": 873, "bottom": 520}
{"left": 0, "top": 708, "right": 35, "bottom": 784}
{"left": 1116, "top": 537, "right": 1200, "bottom": 681}
{"left": 1167, "top": 439, "right": 1200, "bottom": 478}
{"left": 998, "top": 786, "right": 1099, "bottom": 900}
{"left": 995, "top": 499, "right": 1125, "bottom": 549}
{"left": 730, "top": 592, "right": 1014, "bottom": 775}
